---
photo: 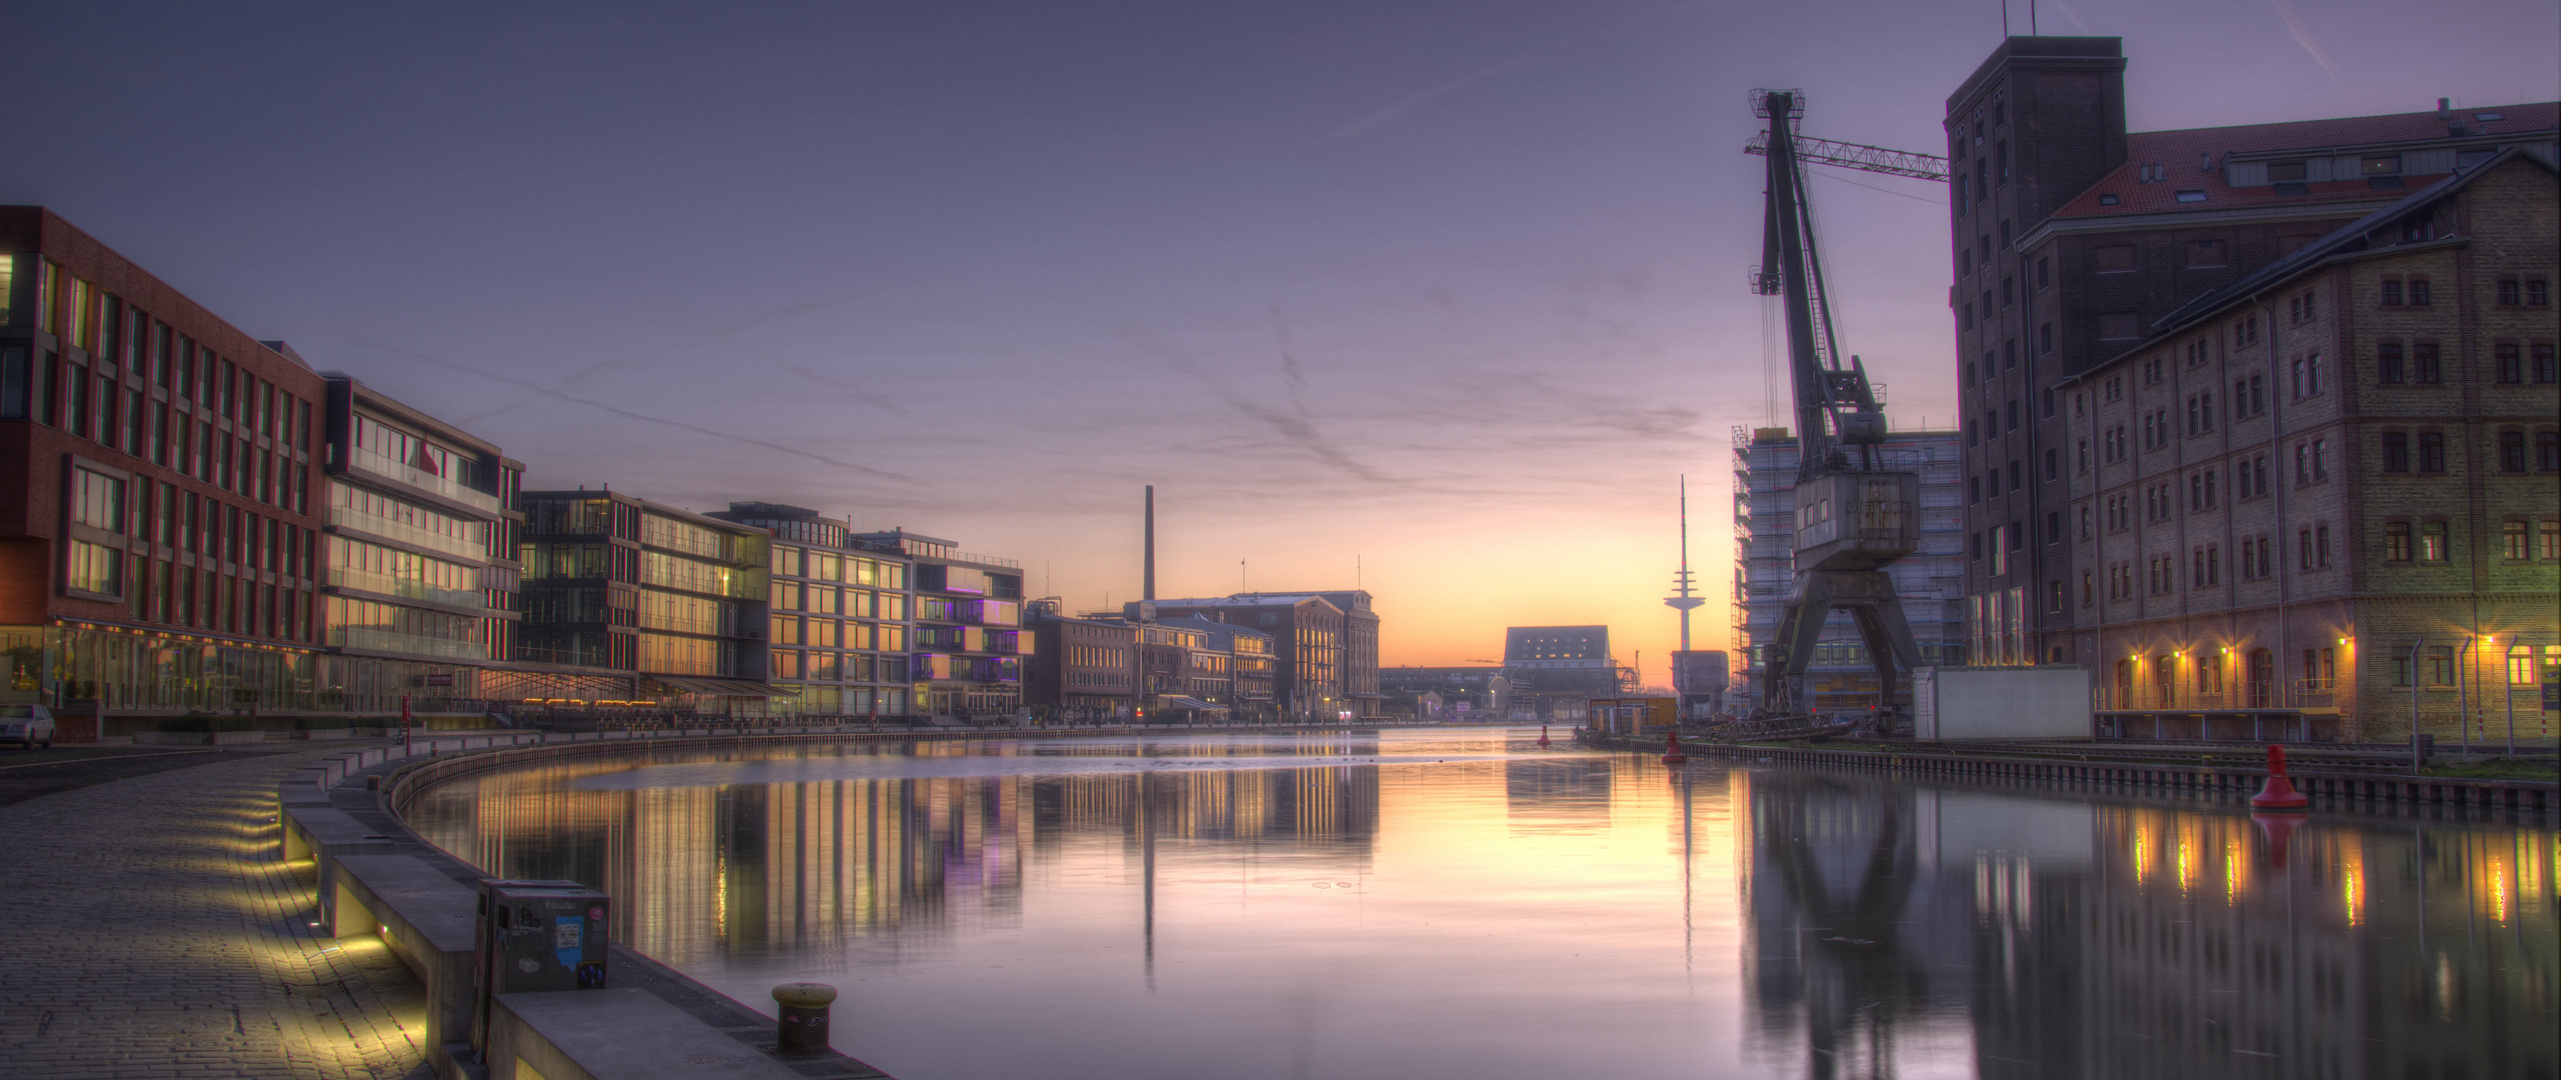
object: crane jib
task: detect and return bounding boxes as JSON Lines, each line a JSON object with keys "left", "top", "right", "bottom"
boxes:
{"left": 1743, "top": 87, "right": 1927, "bottom": 723}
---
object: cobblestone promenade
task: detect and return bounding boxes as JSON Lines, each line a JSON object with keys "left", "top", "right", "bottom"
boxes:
{"left": 0, "top": 747, "right": 432, "bottom": 1079}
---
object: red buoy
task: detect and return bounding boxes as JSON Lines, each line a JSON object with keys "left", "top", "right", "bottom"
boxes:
{"left": 2249, "top": 744, "right": 2308, "bottom": 810}
{"left": 1536, "top": 724, "right": 1551, "bottom": 747}
{"left": 1660, "top": 727, "right": 1687, "bottom": 764}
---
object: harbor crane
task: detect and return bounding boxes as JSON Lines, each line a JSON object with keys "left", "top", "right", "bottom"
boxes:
{"left": 1745, "top": 89, "right": 1937, "bottom": 720}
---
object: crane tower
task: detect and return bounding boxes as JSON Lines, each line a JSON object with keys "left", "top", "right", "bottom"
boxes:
{"left": 1748, "top": 89, "right": 1925, "bottom": 719}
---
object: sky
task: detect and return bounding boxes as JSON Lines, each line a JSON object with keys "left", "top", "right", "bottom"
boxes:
{"left": 7, "top": 0, "right": 2556, "bottom": 675}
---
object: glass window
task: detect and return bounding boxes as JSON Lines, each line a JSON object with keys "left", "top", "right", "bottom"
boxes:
{"left": 67, "top": 540, "right": 123, "bottom": 595}
{"left": 2418, "top": 521, "right": 2448, "bottom": 561}
{"left": 72, "top": 467, "right": 125, "bottom": 531}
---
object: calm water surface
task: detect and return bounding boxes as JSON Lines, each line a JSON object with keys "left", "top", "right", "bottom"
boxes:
{"left": 406, "top": 727, "right": 2557, "bottom": 1079}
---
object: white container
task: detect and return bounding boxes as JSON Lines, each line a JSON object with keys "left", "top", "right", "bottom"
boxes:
{"left": 1911, "top": 666, "right": 2091, "bottom": 742}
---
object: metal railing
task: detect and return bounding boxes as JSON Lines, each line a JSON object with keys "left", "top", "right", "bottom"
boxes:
{"left": 333, "top": 627, "right": 492, "bottom": 662}
{"left": 347, "top": 446, "right": 502, "bottom": 515}
{"left": 328, "top": 506, "right": 488, "bottom": 563}
{"left": 328, "top": 567, "right": 488, "bottom": 611}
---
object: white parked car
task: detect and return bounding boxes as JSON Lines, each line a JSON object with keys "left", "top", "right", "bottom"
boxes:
{"left": 1, "top": 704, "right": 56, "bottom": 750}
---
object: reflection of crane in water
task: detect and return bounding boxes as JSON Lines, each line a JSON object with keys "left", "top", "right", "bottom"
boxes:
{"left": 1753, "top": 775, "right": 1928, "bottom": 1080}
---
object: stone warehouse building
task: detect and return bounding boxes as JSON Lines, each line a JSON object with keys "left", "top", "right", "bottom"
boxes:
{"left": 1939, "top": 36, "right": 2558, "bottom": 686}
{"left": 2060, "top": 148, "right": 2559, "bottom": 743}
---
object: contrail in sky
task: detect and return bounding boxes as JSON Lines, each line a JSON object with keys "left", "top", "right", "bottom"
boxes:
{"left": 2264, "top": 0, "right": 2355, "bottom": 102}
{"left": 365, "top": 343, "right": 919, "bottom": 483}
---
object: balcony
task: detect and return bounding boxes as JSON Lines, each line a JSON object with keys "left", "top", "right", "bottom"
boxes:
{"left": 333, "top": 627, "right": 490, "bottom": 662}
{"left": 329, "top": 567, "right": 489, "bottom": 612}
{"left": 347, "top": 445, "right": 501, "bottom": 515}
{"left": 329, "top": 506, "right": 488, "bottom": 563}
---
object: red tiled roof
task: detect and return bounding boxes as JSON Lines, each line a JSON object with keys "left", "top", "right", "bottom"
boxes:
{"left": 2048, "top": 101, "right": 2558, "bottom": 220}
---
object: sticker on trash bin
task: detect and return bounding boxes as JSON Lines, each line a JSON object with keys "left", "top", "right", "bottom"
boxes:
{"left": 555, "top": 916, "right": 584, "bottom": 968}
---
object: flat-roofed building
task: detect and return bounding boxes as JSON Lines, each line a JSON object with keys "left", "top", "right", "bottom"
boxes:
{"left": 708, "top": 503, "right": 915, "bottom": 719}
{"left": 315, "top": 373, "right": 522, "bottom": 712}
{"left": 0, "top": 207, "right": 330, "bottom": 730}
{"left": 858, "top": 529, "right": 1026, "bottom": 719}
{"left": 515, "top": 489, "right": 780, "bottom": 714}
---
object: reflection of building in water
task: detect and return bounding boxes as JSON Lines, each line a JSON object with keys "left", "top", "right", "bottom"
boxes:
{"left": 1033, "top": 761, "right": 1379, "bottom": 847}
{"left": 1735, "top": 770, "right": 2559, "bottom": 1080}
{"left": 406, "top": 746, "right": 1387, "bottom": 970}
{"left": 2071, "top": 808, "right": 2555, "bottom": 1080}
{"left": 1502, "top": 757, "right": 1614, "bottom": 835}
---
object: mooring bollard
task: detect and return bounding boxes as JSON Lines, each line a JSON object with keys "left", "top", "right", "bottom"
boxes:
{"left": 772, "top": 982, "right": 838, "bottom": 1055}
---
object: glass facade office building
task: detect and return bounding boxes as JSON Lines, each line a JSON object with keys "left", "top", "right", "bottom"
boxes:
{"left": 709, "top": 503, "right": 915, "bottom": 717}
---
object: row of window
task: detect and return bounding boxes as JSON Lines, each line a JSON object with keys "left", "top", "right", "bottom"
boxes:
{"left": 768, "top": 651, "right": 913, "bottom": 684}
{"left": 771, "top": 582, "right": 908, "bottom": 620}
{"left": 768, "top": 616, "right": 909, "bottom": 653}
{"left": 769, "top": 546, "right": 908, "bottom": 589}
{"left": 73, "top": 467, "right": 314, "bottom": 580}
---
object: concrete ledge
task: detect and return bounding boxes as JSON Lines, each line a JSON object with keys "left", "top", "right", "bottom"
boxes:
{"left": 281, "top": 805, "right": 398, "bottom": 923}
{"left": 489, "top": 989, "right": 804, "bottom": 1080}
{"left": 331, "top": 854, "right": 480, "bottom": 1078}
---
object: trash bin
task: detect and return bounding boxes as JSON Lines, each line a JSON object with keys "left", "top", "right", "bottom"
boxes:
{"left": 471, "top": 879, "right": 610, "bottom": 1056}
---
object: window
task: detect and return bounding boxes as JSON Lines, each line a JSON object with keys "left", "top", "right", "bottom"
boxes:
{"left": 2002, "top": 277, "right": 2015, "bottom": 307}
{"left": 2306, "top": 353, "right": 2323, "bottom": 395}
{"left": 2386, "top": 522, "right": 2412, "bottom": 562}
{"left": 72, "top": 467, "right": 125, "bottom": 531}
{"left": 2267, "top": 159, "right": 2307, "bottom": 182}
{"left": 2413, "top": 342, "right": 2441, "bottom": 383}
{"left": 2408, "top": 277, "right": 2432, "bottom": 306}
{"left": 2078, "top": 506, "right": 2090, "bottom": 540}
{"left": 2007, "top": 399, "right": 2019, "bottom": 431}
{"left": 1970, "top": 475, "right": 1982, "bottom": 503}
{"left": 2505, "top": 521, "right": 2530, "bottom": 560}
{"left": 2039, "top": 322, "right": 2053, "bottom": 353}
{"left": 2009, "top": 459, "right": 2021, "bottom": 491}
{"left": 2362, "top": 155, "right": 2401, "bottom": 176}
{"left": 2500, "top": 431, "right": 2527, "bottom": 471}
{"left": 2496, "top": 342, "right": 2522, "bottom": 383}
{"left": 1965, "top": 420, "right": 1978, "bottom": 447}
{"left": 2538, "top": 344, "right": 2558, "bottom": 384}
{"left": 2542, "top": 431, "right": 2561, "bottom": 471}
{"left": 2186, "top": 239, "right": 2226, "bottom": 267}
{"left": 2545, "top": 519, "right": 2561, "bottom": 560}
{"left": 2419, "top": 521, "right": 2448, "bottom": 561}
{"left": 67, "top": 540, "right": 122, "bottom": 596}
{"left": 2045, "top": 510, "right": 2060, "bottom": 543}
{"left": 2418, "top": 431, "right": 2446, "bottom": 472}
{"left": 2380, "top": 278, "right": 2403, "bottom": 306}
{"left": 2312, "top": 438, "right": 2328, "bottom": 480}
{"left": 2382, "top": 431, "right": 2409, "bottom": 472}
{"left": 2499, "top": 278, "right": 2521, "bottom": 306}
{"left": 2036, "top": 257, "right": 2050, "bottom": 289}
{"left": 2529, "top": 279, "right": 2551, "bottom": 306}
{"left": 2315, "top": 525, "right": 2330, "bottom": 567}
{"left": 2044, "top": 448, "right": 2057, "bottom": 481}
{"left": 2076, "top": 439, "right": 2089, "bottom": 473}
{"left": 2377, "top": 341, "right": 2405, "bottom": 383}
{"left": 2298, "top": 529, "right": 2314, "bottom": 570}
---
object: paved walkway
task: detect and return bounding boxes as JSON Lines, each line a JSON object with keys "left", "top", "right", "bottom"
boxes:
{"left": 0, "top": 747, "right": 432, "bottom": 1079}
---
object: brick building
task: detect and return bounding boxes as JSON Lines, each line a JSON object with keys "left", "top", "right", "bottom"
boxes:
{"left": 1136, "top": 594, "right": 1348, "bottom": 720}
{"left": 2059, "top": 149, "right": 2559, "bottom": 742}
{"left": 1, "top": 208, "right": 330, "bottom": 725}
{"left": 1024, "top": 601, "right": 1134, "bottom": 712}
{"left": 1940, "top": 36, "right": 2558, "bottom": 678}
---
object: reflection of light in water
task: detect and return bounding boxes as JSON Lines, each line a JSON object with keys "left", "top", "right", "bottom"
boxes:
{"left": 2340, "top": 843, "right": 2365, "bottom": 927}
{"left": 2176, "top": 834, "right": 2196, "bottom": 895}
{"left": 2131, "top": 823, "right": 2152, "bottom": 887}
{"left": 2223, "top": 836, "right": 2243, "bottom": 905}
